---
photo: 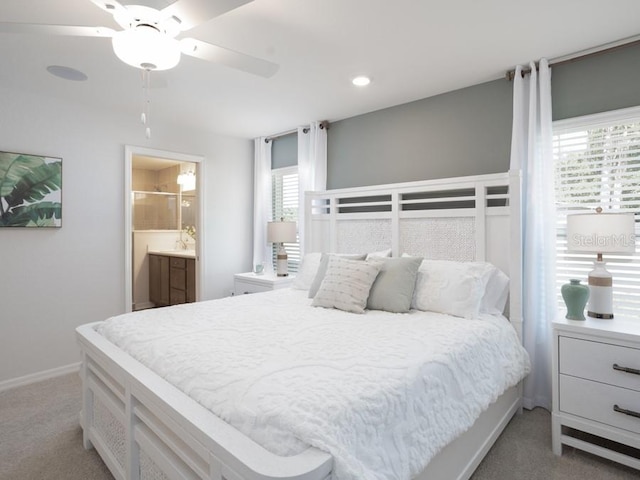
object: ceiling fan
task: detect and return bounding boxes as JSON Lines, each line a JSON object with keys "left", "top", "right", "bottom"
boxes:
{"left": 0, "top": 0, "right": 279, "bottom": 77}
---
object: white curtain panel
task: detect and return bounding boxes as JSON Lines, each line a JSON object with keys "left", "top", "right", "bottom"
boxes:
{"left": 253, "top": 137, "right": 273, "bottom": 273}
{"left": 298, "top": 121, "right": 327, "bottom": 254}
{"left": 510, "top": 59, "right": 557, "bottom": 410}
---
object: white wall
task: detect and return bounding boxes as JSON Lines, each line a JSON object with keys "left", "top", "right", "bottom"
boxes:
{"left": 0, "top": 85, "right": 254, "bottom": 385}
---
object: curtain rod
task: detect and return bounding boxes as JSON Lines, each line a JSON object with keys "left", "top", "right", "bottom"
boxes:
{"left": 264, "top": 121, "right": 329, "bottom": 143}
{"left": 505, "top": 35, "right": 640, "bottom": 81}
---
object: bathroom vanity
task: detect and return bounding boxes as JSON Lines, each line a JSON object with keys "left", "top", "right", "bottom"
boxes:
{"left": 148, "top": 251, "right": 196, "bottom": 306}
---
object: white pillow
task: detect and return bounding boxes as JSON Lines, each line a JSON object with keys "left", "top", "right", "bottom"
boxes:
{"left": 412, "top": 260, "right": 495, "bottom": 319}
{"left": 312, "top": 256, "right": 381, "bottom": 314}
{"left": 291, "top": 252, "right": 323, "bottom": 290}
{"left": 365, "top": 248, "right": 392, "bottom": 260}
{"left": 480, "top": 268, "right": 510, "bottom": 315}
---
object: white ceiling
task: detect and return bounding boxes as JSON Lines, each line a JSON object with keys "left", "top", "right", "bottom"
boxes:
{"left": 1, "top": 0, "right": 640, "bottom": 139}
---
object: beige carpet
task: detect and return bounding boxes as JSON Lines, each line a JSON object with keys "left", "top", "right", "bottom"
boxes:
{"left": 470, "top": 405, "right": 638, "bottom": 479}
{"left": 0, "top": 374, "right": 111, "bottom": 480}
{"left": 0, "top": 373, "right": 637, "bottom": 480}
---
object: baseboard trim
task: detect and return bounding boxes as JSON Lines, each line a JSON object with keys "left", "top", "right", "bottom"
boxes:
{"left": 0, "top": 362, "right": 81, "bottom": 393}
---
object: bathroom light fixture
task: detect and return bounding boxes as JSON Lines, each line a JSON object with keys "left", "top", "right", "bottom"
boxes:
{"left": 352, "top": 75, "right": 371, "bottom": 87}
{"left": 177, "top": 170, "right": 196, "bottom": 191}
{"left": 566, "top": 208, "right": 635, "bottom": 319}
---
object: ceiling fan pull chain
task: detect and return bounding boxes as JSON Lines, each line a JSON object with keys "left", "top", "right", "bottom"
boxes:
{"left": 141, "top": 68, "right": 151, "bottom": 139}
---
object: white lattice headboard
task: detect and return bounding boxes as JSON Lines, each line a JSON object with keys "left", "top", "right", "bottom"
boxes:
{"left": 304, "top": 171, "right": 522, "bottom": 334}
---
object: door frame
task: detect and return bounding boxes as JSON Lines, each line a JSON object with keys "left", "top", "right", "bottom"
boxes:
{"left": 124, "top": 145, "right": 205, "bottom": 313}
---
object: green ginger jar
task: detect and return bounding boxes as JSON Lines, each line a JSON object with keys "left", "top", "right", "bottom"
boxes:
{"left": 561, "top": 279, "right": 590, "bottom": 321}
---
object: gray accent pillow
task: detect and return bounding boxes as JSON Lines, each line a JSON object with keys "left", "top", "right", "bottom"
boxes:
{"left": 311, "top": 256, "right": 381, "bottom": 314}
{"left": 308, "top": 253, "right": 367, "bottom": 298}
{"left": 367, "top": 257, "right": 422, "bottom": 313}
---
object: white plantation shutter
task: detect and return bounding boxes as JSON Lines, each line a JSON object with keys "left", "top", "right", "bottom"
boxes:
{"left": 553, "top": 107, "right": 640, "bottom": 316}
{"left": 272, "top": 166, "right": 300, "bottom": 273}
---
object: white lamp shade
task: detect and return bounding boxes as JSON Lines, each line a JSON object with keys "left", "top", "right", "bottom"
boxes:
{"left": 267, "top": 221, "right": 297, "bottom": 243}
{"left": 112, "top": 27, "right": 181, "bottom": 71}
{"left": 567, "top": 211, "right": 635, "bottom": 253}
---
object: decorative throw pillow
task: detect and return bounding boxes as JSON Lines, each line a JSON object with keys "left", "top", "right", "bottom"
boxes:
{"left": 366, "top": 257, "right": 422, "bottom": 313}
{"left": 312, "top": 256, "right": 381, "bottom": 314}
{"left": 308, "top": 253, "right": 367, "bottom": 298}
{"left": 412, "top": 260, "right": 495, "bottom": 319}
{"left": 291, "top": 252, "right": 323, "bottom": 290}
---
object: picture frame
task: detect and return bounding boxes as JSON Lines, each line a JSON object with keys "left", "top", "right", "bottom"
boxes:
{"left": 0, "top": 151, "right": 62, "bottom": 227}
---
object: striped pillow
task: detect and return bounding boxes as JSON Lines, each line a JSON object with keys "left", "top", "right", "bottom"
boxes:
{"left": 311, "top": 256, "right": 381, "bottom": 314}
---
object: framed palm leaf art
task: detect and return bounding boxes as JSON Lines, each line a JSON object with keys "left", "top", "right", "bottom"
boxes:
{"left": 0, "top": 151, "right": 62, "bottom": 227}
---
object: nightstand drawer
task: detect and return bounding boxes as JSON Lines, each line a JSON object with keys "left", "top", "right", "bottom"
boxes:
{"left": 560, "top": 374, "right": 640, "bottom": 434}
{"left": 559, "top": 336, "right": 640, "bottom": 391}
{"left": 233, "top": 273, "right": 295, "bottom": 296}
{"left": 234, "top": 281, "right": 270, "bottom": 295}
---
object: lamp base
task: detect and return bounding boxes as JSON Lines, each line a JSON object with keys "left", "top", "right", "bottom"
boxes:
{"left": 587, "top": 260, "right": 614, "bottom": 319}
{"left": 276, "top": 244, "right": 289, "bottom": 277}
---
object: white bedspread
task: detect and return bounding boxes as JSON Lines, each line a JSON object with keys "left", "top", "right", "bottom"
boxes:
{"left": 97, "top": 288, "right": 530, "bottom": 480}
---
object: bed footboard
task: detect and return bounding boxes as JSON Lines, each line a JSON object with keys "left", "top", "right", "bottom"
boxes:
{"left": 77, "top": 323, "right": 333, "bottom": 480}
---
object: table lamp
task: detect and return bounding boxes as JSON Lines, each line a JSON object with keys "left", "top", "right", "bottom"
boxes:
{"left": 566, "top": 208, "right": 635, "bottom": 319}
{"left": 267, "top": 219, "right": 297, "bottom": 276}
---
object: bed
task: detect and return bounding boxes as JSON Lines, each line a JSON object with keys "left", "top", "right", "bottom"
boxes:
{"left": 77, "top": 170, "right": 527, "bottom": 480}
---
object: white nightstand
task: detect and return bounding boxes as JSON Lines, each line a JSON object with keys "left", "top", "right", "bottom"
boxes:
{"left": 233, "top": 272, "right": 295, "bottom": 295}
{"left": 552, "top": 315, "right": 640, "bottom": 470}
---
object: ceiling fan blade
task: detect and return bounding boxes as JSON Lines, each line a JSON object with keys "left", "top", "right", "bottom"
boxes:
{"left": 161, "top": 0, "right": 253, "bottom": 32}
{"left": 180, "top": 38, "right": 278, "bottom": 78}
{"left": 0, "top": 22, "right": 115, "bottom": 37}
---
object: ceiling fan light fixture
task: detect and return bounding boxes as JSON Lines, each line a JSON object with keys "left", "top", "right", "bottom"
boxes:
{"left": 112, "top": 26, "right": 180, "bottom": 71}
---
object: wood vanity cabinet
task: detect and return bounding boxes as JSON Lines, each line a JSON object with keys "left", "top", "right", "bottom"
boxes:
{"left": 149, "top": 253, "right": 195, "bottom": 306}
{"left": 149, "top": 254, "right": 169, "bottom": 306}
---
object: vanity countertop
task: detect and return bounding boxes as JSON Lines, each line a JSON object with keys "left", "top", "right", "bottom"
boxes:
{"left": 148, "top": 250, "right": 196, "bottom": 259}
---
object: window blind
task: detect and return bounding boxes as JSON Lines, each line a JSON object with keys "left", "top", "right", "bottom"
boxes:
{"left": 271, "top": 166, "right": 300, "bottom": 273}
{"left": 553, "top": 109, "right": 640, "bottom": 316}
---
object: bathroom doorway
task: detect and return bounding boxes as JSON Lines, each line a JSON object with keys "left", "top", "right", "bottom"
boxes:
{"left": 124, "top": 146, "right": 204, "bottom": 313}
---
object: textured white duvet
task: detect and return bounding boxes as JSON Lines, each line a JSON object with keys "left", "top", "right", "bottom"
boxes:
{"left": 97, "top": 288, "right": 530, "bottom": 480}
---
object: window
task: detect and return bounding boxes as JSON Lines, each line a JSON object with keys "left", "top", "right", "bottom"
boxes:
{"left": 271, "top": 166, "right": 300, "bottom": 273}
{"left": 553, "top": 107, "right": 640, "bottom": 316}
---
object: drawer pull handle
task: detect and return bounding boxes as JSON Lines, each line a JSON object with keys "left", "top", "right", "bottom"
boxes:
{"left": 613, "top": 404, "right": 640, "bottom": 419}
{"left": 612, "top": 363, "right": 640, "bottom": 375}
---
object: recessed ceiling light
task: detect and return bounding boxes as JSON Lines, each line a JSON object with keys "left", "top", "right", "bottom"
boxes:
{"left": 352, "top": 75, "right": 371, "bottom": 87}
{"left": 46, "top": 65, "right": 88, "bottom": 82}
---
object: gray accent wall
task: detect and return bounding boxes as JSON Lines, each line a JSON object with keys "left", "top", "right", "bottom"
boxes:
{"left": 327, "top": 80, "right": 513, "bottom": 189}
{"left": 327, "top": 42, "right": 640, "bottom": 189}
{"left": 272, "top": 132, "right": 297, "bottom": 169}
{"left": 552, "top": 42, "right": 640, "bottom": 121}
